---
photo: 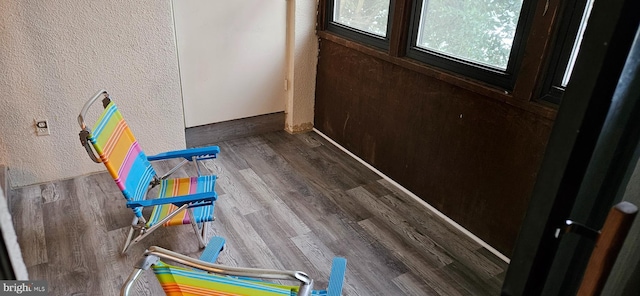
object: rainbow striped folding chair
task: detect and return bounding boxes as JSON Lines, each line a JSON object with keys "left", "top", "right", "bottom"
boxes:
{"left": 78, "top": 89, "right": 220, "bottom": 254}
{"left": 121, "top": 237, "right": 347, "bottom": 296}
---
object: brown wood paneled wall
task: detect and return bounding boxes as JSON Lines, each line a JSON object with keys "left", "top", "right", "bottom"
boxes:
{"left": 314, "top": 39, "right": 554, "bottom": 256}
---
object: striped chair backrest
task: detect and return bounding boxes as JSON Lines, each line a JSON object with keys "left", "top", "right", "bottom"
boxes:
{"left": 152, "top": 262, "right": 299, "bottom": 296}
{"left": 89, "top": 101, "right": 156, "bottom": 203}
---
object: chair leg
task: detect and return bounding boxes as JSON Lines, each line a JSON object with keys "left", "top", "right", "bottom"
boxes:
{"left": 122, "top": 226, "right": 135, "bottom": 255}
{"left": 201, "top": 221, "right": 211, "bottom": 247}
{"left": 187, "top": 208, "right": 207, "bottom": 248}
{"left": 201, "top": 221, "right": 208, "bottom": 240}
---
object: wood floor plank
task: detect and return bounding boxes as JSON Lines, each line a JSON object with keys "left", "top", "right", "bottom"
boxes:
{"left": 263, "top": 132, "right": 365, "bottom": 192}
{"left": 324, "top": 213, "right": 408, "bottom": 272}
{"left": 376, "top": 193, "right": 503, "bottom": 279}
{"left": 90, "top": 170, "right": 123, "bottom": 196}
{"left": 238, "top": 168, "right": 282, "bottom": 207}
{"left": 100, "top": 199, "right": 134, "bottom": 232}
{"left": 66, "top": 174, "right": 125, "bottom": 294}
{"left": 84, "top": 171, "right": 137, "bottom": 231}
{"left": 347, "top": 186, "right": 454, "bottom": 267}
{"left": 291, "top": 232, "right": 366, "bottom": 296}
{"left": 294, "top": 131, "right": 324, "bottom": 148}
{"left": 67, "top": 176, "right": 108, "bottom": 228}
{"left": 26, "top": 263, "right": 48, "bottom": 283}
{"left": 359, "top": 218, "right": 467, "bottom": 296}
{"left": 106, "top": 227, "right": 166, "bottom": 296}
{"left": 260, "top": 172, "right": 340, "bottom": 219}
{"left": 251, "top": 147, "right": 373, "bottom": 223}
{"left": 211, "top": 161, "right": 264, "bottom": 216}
{"left": 444, "top": 261, "right": 503, "bottom": 295}
{"left": 392, "top": 272, "right": 440, "bottom": 296}
{"left": 10, "top": 186, "right": 47, "bottom": 267}
{"left": 312, "top": 138, "right": 381, "bottom": 185}
{"left": 200, "top": 196, "right": 254, "bottom": 268}
{"left": 11, "top": 130, "right": 506, "bottom": 295}
{"left": 259, "top": 171, "right": 369, "bottom": 246}
{"left": 324, "top": 188, "right": 374, "bottom": 222}
{"left": 323, "top": 217, "right": 408, "bottom": 296}
{"left": 244, "top": 210, "right": 321, "bottom": 280}
{"left": 239, "top": 168, "right": 311, "bottom": 237}
{"left": 215, "top": 200, "right": 285, "bottom": 270}
{"left": 373, "top": 180, "right": 505, "bottom": 279}
{"left": 215, "top": 140, "right": 252, "bottom": 171}
{"left": 476, "top": 247, "right": 509, "bottom": 271}
{"left": 372, "top": 181, "right": 480, "bottom": 250}
{"left": 40, "top": 182, "right": 61, "bottom": 203}
{"left": 225, "top": 135, "right": 318, "bottom": 198}
{"left": 232, "top": 136, "right": 288, "bottom": 178}
{"left": 42, "top": 195, "right": 101, "bottom": 295}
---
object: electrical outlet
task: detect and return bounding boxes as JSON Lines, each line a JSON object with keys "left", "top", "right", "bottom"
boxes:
{"left": 35, "top": 119, "right": 50, "bottom": 136}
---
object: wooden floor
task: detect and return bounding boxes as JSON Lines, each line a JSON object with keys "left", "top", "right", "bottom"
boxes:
{"left": 9, "top": 131, "right": 507, "bottom": 295}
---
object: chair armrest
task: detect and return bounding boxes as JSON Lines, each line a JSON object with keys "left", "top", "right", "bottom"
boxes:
{"left": 126, "top": 192, "right": 217, "bottom": 209}
{"left": 327, "top": 257, "right": 347, "bottom": 296}
{"left": 199, "top": 236, "right": 226, "bottom": 263}
{"left": 147, "top": 146, "right": 220, "bottom": 162}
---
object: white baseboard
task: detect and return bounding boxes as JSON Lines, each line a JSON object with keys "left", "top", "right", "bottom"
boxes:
{"left": 312, "top": 128, "right": 510, "bottom": 263}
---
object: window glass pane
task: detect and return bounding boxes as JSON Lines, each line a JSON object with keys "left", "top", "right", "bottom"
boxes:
{"left": 416, "top": 0, "right": 524, "bottom": 70}
{"left": 561, "top": 0, "right": 595, "bottom": 87}
{"left": 333, "top": 0, "right": 391, "bottom": 37}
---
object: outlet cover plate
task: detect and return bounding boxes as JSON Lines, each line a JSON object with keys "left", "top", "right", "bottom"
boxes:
{"left": 35, "top": 119, "right": 50, "bottom": 136}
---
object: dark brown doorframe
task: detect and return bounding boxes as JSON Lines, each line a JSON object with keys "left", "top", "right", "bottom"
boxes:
{"left": 502, "top": 0, "right": 640, "bottom": 294}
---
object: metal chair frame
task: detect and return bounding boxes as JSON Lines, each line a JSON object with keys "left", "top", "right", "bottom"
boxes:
{"left": 121, "top": 240, "right": 348, "bottom": 296}
{"left": 78, "top": 89, "right": 219, "bottom": 254}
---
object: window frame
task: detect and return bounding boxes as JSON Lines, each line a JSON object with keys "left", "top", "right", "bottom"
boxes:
{"left": 405, "top": 0, "right": 537, "bottom": 90}
{"left": 325, "top": 0, "right": 395, "bottom": 51}
{"left": 319, "top": 0, "right": 567, "bottom": 118}
{"left": 540, "top": 0, "right": 592, "bottom": 104}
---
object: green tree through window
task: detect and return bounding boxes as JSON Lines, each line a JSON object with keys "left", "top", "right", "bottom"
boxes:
{"left": 417, "top": 0, "right": 524, "bottom": 70}
{"left": 334, "top": 0, "right": 391, "bottom": 36}
{"left": 327, "top": 0, "right": 531, "bottom": 88}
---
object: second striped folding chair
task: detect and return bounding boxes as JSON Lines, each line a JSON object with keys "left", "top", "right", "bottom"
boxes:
{"left": 121, "top": 236, "right": 348, "bottom": 296}
{"left": 78, "top": 89, "right": 220, "bottom": 254}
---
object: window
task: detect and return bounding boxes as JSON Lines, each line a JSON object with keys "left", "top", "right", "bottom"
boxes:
{"left": 333, "top": 0, "right": 392, "bottom": 37}
{"left": 325, "top": 0, "right": 536, "bottom": 90}
{"left": 326, "top": 0, "right": 393, "bottom": 49}
{"left": 541, "top": 0, "right": 595, "bottom": 104}
{"left": 414, "top": 0, "right": 524, "bottom": 71}
{"left": 407, "top": 0, "right": 535, "bottom": 89}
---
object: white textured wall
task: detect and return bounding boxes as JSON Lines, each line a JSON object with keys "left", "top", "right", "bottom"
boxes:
{"left": 175, "top": 0, "right": 287, "bottom": 127}
{"left": 0, "top": 0, "right": 185, "bottom": 187}
{"left": 285, "top": 0, "right": 318, "bottom": 133}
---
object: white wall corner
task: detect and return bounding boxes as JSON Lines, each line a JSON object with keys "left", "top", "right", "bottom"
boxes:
{"left": 0, "top": 0, "right": 185, "bottom": 187}
{"left": 285, "top": 0, "right": 319, "bottom": 134}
